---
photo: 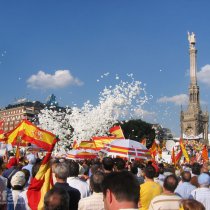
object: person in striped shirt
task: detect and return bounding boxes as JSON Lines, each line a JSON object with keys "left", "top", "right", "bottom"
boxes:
{"left": 149, "top": 174, "right": 181, "bottom": 210}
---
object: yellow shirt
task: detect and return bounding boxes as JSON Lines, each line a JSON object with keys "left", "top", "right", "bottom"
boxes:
{"left": 139, "top": 180, "right": 162, "bottom": 210}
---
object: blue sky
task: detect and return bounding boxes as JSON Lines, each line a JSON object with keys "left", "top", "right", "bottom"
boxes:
{"left": 1, "top": 1, "right": 210, "bottom": 136}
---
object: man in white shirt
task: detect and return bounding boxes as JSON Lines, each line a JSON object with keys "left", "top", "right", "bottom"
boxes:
{"left": 78, "top": 171, "right": 104, "bottom": 210}
{"left": 67, "top": 161, "right": 90, "bottom": 198}
{"left": 175, "top": 171, "right": 196, "bottom": 199}
{"left": 190, "top": 173, "right": 210, "bottom": 210}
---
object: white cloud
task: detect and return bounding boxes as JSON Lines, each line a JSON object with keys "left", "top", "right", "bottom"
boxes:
{"left": 134, "top": 108, "right": 156, "bottom": 118}
{"left": 197, "top": 64, "right": 210, "bottom": 86}
{"left": 157, "top": 94, "right": 188, "bottom": 106}
{"left": 27, "top": 70, "right": 83, "bottom": 89}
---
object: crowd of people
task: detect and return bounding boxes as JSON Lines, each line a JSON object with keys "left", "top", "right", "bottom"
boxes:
{"left": 0, "top": 148, "right": 209, "bottom": 210}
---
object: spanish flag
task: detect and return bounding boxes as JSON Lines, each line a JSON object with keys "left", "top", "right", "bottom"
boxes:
{"left": 180, "top": 139, "right": 190, "bottom": 163}
{"left": 140, "top": 137, "right": 146, "bottom": 146}
{"left": 6, "top": 120, "right": 58, "bottom": 151}
{"left": 92, "top": 136, "right": 116, "bottom": 150}
{"left": 109, "top": 125, "right": 125, "bottom": 139}
{"left": 175, "top": 150, "right": 182, "bottom": 164}
{"left": 78, "top": 141, "right": 96, "bottom": 150}
{"left": 202, "top": 145, "right": 209, "bottom": 162}
{"left": 171, "top": 147, "right": 175, "bottom": 165}
{"left": 149, "top": 141, "right": 157, "bottom": 159}
{"left": 72, "top": 140, "right": 78, "bottom": 149}
{"left": 27, "top": 141, "right": 56, "bottom": 210}
{"left": 15, "top": 144, "right": 20, "bottom": 164}
{"left": 158, "top": 145, "right": 162, "bottom": 159}
{"left": 0, "top": 133, "right": 6, "bottom": 142}
{"left": 0, "top": 120, "right": 4, "bottom": 134}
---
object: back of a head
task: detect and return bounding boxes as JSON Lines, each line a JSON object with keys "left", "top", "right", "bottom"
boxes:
{"left": 44, "top": 187, "right": 69, "bottom": 210}
{"left": 131, "top": 166, "right": 138, "bottom": 175}
{"left": 26, "top": 154, "right": 36, "bottom": 165}
{"left": 181, "top": 171, "right": 191, "bottom": 182}
{"left": 90, "top": 164, "right": 101, "bottom": 175}
{"left": 198, "top": 173, "right": 210, "bottom": 187}
{"left": 192, "top": 163, "right": 201, "bottom": 175}
{"left": 158, "top": 163, "right": 165, "bottom": 175}
{"left": 102, "top": 171, "right": 140, "bottom": 204}
{"left": 181, "top": 199, "right": 205, "bottom": 210}
{"left": 114, "top": 158, "right": 126, "bottom": 171}
{"left": 90, "top": 171, "right": 104, "bottom": 193}
{"left": 54, "top": 162, "right": 69, "bottom": 180}
{"left": 102, "top": 157, "right": 114, "bottom": 172}
{"left": 144, "top": 164, "right": 156, "bottom": 179}
{"left": 163, "top": 174, "right": 178, "bottom": 193}
{"left": 69, "top": 161, "right": 79, "bottom": 177}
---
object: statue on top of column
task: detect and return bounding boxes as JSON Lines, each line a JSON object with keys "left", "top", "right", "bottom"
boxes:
{"left": 188, "top": 32, "right": 196, "bottom": 45}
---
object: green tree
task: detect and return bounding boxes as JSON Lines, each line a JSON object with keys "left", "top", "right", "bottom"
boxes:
{"left": 116, "top": 119, "right": 155, "bottom": 148}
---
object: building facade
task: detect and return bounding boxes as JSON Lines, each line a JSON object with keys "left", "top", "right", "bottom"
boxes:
{"left": 0, "top": 100, "right": 44, "bottom": 132}
{"left": 180, "top": 32, "right": 209, "bottom": 145}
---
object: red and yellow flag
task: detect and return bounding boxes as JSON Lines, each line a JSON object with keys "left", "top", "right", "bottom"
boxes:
{"left": 109, "top": 125, "right": 125, "bottom": 139}
{"left": 0, "top": 120, "right": 4, "bottom": 134}
{"left": 0, "top": 133, "right": 6, "bottom": 142}
{"left": 158, "top": 145, "right": 162, "bottom": 158}
{"left": 202, "top": 145, "right": 209, "bottom": 162}
{"left": 15, "top": 145, "right": 20, "bottom": 164}
{"left": 92, "top": 136, "right": 116, "bottom": 150}
{"left": 180, "top": 139, "right": 190, "bottom": 163}
{"left": 27, "top": 142, "right": 56, "bottom": 210}
{"left": 171, "top": 147, "right": 175, "bottom": 165}
{"left": 72, "top": 140, "right": 78, "bottom": 149}
{"left": 6, "top": 120, "right": 58, "bottom": 151}
{"left": 175, "top": 150, "right": 182, "bottom": 164}
{"left": 78, "top": 141, "right": 96, "bottom": 150}
{"left": 140, "top": 137, "right": 146, "bottom": 146}
{"left": 149, "top": 141, "right": 157, "bottom": 159}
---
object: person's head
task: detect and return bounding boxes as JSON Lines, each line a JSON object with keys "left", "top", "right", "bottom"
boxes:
{"left": 90, "top": 171, "right": 104, "bottom": 193}
{"left": 26, "top": 154, "right": 36, "bottom": 165}
{"left": 69, "top": 161, "right": 79, "bottom": 177}
{"left": 114, "top": 158, "right": 126, "bottom": 172}
{"left": 181, "top": 171, "right": 191, "bottom": 182}
{"left": 130, "top": 166, "right": 138, "bottom": 175}
{"left": 102, "top": 157, "right": 114, "bottom": 172}
{"left": 90, "top": 164, "right": 101, "bottom": 175}
{"left": 158, "top": 163, "right": 165, "bottom": 175}
{"left": 191, "top": 163, "right": 201, "bottom": 176}
{"left": 198, "top": 173, "right": 210, "bottom": 187}
{"left": 11, "top": 171, "right": 26, "bottom": 190}
{"left": 163, "top": 174, "right": 178, "bottom": 193}
{"left": 44, "top": 187, "right": 69, "bottom": 210}
{"left": 180, "top": 199, "right": 205, "bottom": 210}
{"left": 102, "top": 171, "right": 139, "bottom": 210}
{"left": 144, "top": 164, "right": 156, "bottom": 179}
{"left": 54, "top": 162, "right": 69, "bottom": 181}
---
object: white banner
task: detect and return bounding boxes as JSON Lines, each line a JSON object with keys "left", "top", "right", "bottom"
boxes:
{"left": 183, "top": 133, "right": 203, "bottom": 140}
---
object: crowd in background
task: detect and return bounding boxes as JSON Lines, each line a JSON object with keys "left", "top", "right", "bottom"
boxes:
{"left": 0, "top": 148, "right": 209, "bottom": 210}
